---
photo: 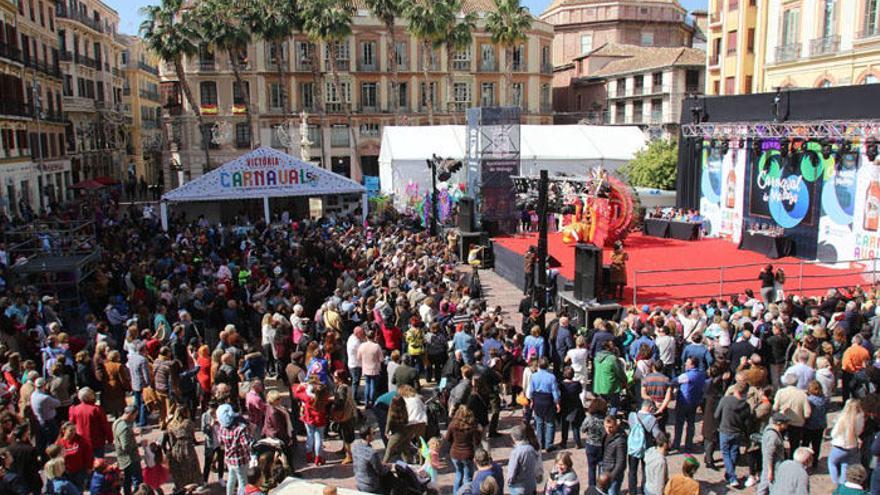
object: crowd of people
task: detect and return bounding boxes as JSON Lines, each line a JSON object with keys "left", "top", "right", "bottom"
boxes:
{"left": 0, "top": 195, "right": 877, "bottom": 495}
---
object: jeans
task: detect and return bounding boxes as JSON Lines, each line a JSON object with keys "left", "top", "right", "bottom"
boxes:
{"left": 349, "top": 366, "right": 362, "bottom": 403}
{"left": 133, "top": 390, "right": 148, "bottom": 427}
{"left": 871, "top": 458, "right": 880, "bottom": 495}
{"left": 719, "top": 433, "right": 741, "bottom": 484}
{"left": 533, "top": 415, "right": 555, "bottom": 450}
{"left": 36, "top": 419, "right": 59, "bottom": 461}
{"left": 829, "top": 446, "right": 859, "bottom": 485}
{"left": 203, "top": 446, "right": 225, "bottom": 482}
{"left": 226, "top": 464, "right": 248, "bottom": 495}
{"left": 451, "top": 458, "right": 475, "bottom": 495}
{"left": 122, "top": 464, "right": 143, "bottom": 495}
{"left": 305, "top": 423, "right": 325, "bottom": 457}
{"left": 673, "top": 404, "right": 697, "bottom": 452}
{"left": 628, "top": 455, "right": 646, "bottom": 495}
{"left": 585, "top": 443, "right": 602, "bottom": 487}
{"left": 609, "top": 477, "right": 622, "bottom": 495}
{"left": 364, "top": 375, "right": 379, "bottom": 407}
{"left": 559, "top": 415, "right": 583, "bottom": 448}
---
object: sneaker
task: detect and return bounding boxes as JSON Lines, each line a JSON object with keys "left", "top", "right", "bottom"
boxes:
{"left": 744, "top": 477, "right": 757, "bottom": 487}
{"left": 727, "top": 481, "right": 741, "bottom": 489}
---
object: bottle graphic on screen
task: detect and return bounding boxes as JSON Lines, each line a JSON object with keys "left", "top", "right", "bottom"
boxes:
{"left": 865, "top": 171, "right": 880, "bottom": 231}
{"left": 725, "top": 167, "right": 736, "bottom": 209}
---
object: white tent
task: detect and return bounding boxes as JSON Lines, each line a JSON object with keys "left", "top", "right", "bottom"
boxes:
{"left": 378, "top": 124, "right": 646, "bottom": 207}
{"left": 160, "top": 146, "right": 366, "bottom": 229}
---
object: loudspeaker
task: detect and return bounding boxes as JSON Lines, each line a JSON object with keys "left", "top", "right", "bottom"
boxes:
{"left": 458, "top": 197, "right": 475, "bottom": 232}
{"left": 573, "top": 243, "right": 602, "bottom": 301}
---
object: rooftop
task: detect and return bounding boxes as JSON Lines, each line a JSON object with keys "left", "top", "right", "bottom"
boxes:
{"left": 542, "top": 0, "right": 684, "bottom": 17}
{"left": 575, "top": 42, "right": 705, "bottom": 77}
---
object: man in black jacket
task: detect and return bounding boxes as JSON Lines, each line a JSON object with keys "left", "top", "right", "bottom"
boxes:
{"left": 602, "top": 416, "right": 627, "bottom": 495}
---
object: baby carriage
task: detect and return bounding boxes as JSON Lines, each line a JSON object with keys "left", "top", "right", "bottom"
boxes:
{"left": 389, "top": 461, "right": 438, "bottom": 495}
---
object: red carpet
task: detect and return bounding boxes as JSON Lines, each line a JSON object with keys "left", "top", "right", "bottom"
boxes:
{"left": 492, "top": 232, "right": 871, "bottom": 306}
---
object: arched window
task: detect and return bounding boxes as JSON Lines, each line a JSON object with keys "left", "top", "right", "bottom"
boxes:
{"left": 818, "top": 79, "right": 832, "bottom": 88}
{"left": 864, "top": 74, "right": 878, "bottom": 84}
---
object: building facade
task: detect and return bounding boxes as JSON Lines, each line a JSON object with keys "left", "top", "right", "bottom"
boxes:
{"left": 160, "top": 7, "right": 555, "bottom": 189}
{"left": 554, "top": 43, "right": 704, "bottom": 138}
{"left": 0, "top": 0, "right": 71, "bottom": 216}
{"left": 761, "top": 0, "right": 880, "bottom": 90}
{"left": 539, "top": 0, "right": 696, "bottom": 67}
{"left": 57, "top": 0, "right": 126, "bottom": 182}
{"left": 704, "top": 0, "right": 762, "bottom": 95}
{"left": 119, "top": 34, "right": 161, "bottom": 186}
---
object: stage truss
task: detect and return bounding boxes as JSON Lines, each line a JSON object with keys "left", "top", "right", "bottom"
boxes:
{"left": 681, "top": 120, "right": 880, "bottom": 140}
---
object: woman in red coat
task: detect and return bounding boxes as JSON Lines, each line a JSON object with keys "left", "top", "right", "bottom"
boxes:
{"left": 292, "top": 380, "right": 330, "bottom": 466}
{"left": 56, "top": 421, "right": 93, "bottom": 490}
{"left": 195, "top": 345, "right": 212, "bottom": 409}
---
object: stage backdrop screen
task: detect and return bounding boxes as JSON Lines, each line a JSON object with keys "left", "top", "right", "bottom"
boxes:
{"left": 817, "top": 150, "right": 880, "bottom": 262}
{"left": 699, "top": 143, "right": 746, "bottom": 242}
{"left": 743, "top": 139, "right": 824, "bottom": 260}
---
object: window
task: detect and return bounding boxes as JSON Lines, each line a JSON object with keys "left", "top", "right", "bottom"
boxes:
{"left": 199, "top": 81, "right": 217, "bottom": 106}
{"left": 652, "top": 72, "right": 663, "bottom": 92}
{"left": 727, "top": 30, "right": 737, "bottom": 53}
{"left": 420, "top": 81, "right": 437, "bottom": 108}
{"left": 822, "top": 0, "right": 836, "bottom": 39}
{"left": 360, "top": 82, "right": 377, "bottom": 109}
{"left": 511, "top": 82, "right": 524, "bottom": 107}
{"left": 295, "top": 41, "right": 313, "bottom": 70}
{"left": 395, "top": 82, "right": 408, "bottom": 109}
{"left": 541, "top": 46, "right": 551, "bottom": 71}
{"left": 651, "top": 98, "right": 662, "bottom": 122}
{"left": 580, "top": 34, "right": 593, "bottom": 54}
{"left": 394, "top": 42, "right": 407, "bottom": 70}
{"left": 360, "top": 123, "right": 379, "bottom": 138}
{"left": 453, "top": 49, "right": 471, "bottom": 71}
{"left": 200, "top": 124, "right": 219, "bottom": 150}
{"left": 480, "top": 44, "right": 495, "bottom": 70}
{"left": 300, "top": 82, "right": 314, "bottom": 110}
{"left": 270, "top": 82, "right": 286, "bottom": 109}
{"left": 232, "top": 81, "right": 249, "bottom": 105}
{"left": 308, "top": 124, "right": 321, "bottom": 146}
{"left": 325, "top": 40, "right": 349, "bottom": 69}
{"left": 453, "top": 82, "right": 471, "bottom": 102}
{"left": 325, "top": 81, "right": 351, "bottom": 103}
{"left": 360, "top": 41, "right": 376, "bottom": 70}
{"left": 480, "top": 82, "right": 495, "bottom": 106}
{"left": 633, "top": 75, "right": 644, "bottom": 94}
{"left": 725, "top": 76, "right": 735, "bottom": 94}
{"left": 728, "top": 0, "right": 738, "bottom": 10}
{"left": 744, "top": 75, "right": 753, "bottom": 93}
{"left": 235, "top": 123, "right": 251, "bottom": 149}
{"left": 867, "top": 0, "right": 879, "bottom": 35}
{"left": 747, "top": 28, "right": 755, "bottom": 52}
{"left": 713, "top": 80, "right": 721, "bottom": 94}
{"left": 782, "top": 9, "right": 800, "bottom": 45}
{"left": 330, "top": 124, "right": 349, "bottom": 147}
{"left": 615, "top": 103, "right": 625, "bottom": 123}
{"left": 616, "top": 78, "right": 626, "bottom": 96}
{"left": 641, "top": 31, "right": 654, "bottom": 46}
{"left": 512, "top": 44, "right": 525, "bottom": 71}
{"left": 632, "top": 100, "right": 643, "bottom": 123}
{"left": 198, "top": 44, "right": 215, "bottom": 65}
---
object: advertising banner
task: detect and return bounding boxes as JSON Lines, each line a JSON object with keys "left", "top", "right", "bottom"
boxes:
{"left": 699, "top": 142, "right": 746, "bottom": 242}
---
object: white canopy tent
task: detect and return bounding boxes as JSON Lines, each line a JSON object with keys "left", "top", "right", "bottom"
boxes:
{"left": 378, "top": 124, "right": 647, "bottom": 207}
{"left": 160, "top": 147, "right": 366, "bottom": 230}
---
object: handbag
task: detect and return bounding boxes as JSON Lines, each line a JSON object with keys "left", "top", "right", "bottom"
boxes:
{"left": 516, "top": 392, "right": 530, "bottom": 407}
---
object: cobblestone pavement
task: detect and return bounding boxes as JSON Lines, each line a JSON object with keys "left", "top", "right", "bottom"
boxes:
{"left": 135, "top": 266, "right": 836, "bottom": 495}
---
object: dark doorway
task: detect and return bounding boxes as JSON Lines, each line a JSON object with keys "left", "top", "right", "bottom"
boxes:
{"left": 331, "top": 156, "right": 351, "bottom": 178}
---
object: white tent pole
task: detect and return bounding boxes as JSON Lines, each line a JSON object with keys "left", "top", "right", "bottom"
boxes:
{"left": 160, "top": 201, "right": 169, "bottom": 232}
{"left": 361, "top": 193, "right": 368, "bottom": 225}
{"left": 263, "top": 196, "right": 271, "bottom": 224}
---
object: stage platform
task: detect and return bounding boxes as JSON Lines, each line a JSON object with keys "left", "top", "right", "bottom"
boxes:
{"left": 492, "top": 232, "right": 872, "bottom": 306}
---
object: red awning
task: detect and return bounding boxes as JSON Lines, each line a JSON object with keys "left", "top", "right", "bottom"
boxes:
{"left": 69, "top": 179, "right": 106, "bottom": 190}
{"left": 93, "top": 176, "right": 120, "bottom": 185}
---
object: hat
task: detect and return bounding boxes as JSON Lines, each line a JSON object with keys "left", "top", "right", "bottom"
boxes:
{"left": 217, "top": 403, "right": 236, "bottom": 427}
{"left": 772, "top": 412, "right": 791, "bottom": 424}
{"left": 34, "top": 377, "right": 46, "bottom": 388}
{"left": 682, "top": 455, "right": 700, "bottom": 468}
{"left": 41, "top": 295, "right": 53, "bottom": 303}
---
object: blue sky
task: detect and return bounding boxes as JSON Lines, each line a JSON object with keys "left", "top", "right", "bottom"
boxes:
{"left": 112, "top": 0, "right": 708, "bottom": 35}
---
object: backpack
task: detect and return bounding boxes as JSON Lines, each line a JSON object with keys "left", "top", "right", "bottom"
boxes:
{"left": 427, "top": 332, "right": 447, "bottom": 356}
{"left": 627, "top": 412, "right": 653, "bottom": 458}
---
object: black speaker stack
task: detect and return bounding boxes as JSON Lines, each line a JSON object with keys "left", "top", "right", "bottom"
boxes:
{"left": 573, "top": 243, "right": 602, "bottom": 301}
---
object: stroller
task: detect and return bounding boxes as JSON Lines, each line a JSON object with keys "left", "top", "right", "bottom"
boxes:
{"left": 389, "top": 461, "right": 439, "bottom": 495}
{"left": 251, "top": 438, "right": 291, "bottom": 485}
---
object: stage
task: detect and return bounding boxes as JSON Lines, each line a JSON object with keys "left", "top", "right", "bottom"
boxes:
{"left": 492, "top": 232, "right": 873, "bottom": 306}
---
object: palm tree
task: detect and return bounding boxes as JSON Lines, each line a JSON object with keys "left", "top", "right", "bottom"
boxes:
{"left": 486, "top": 0, "right": 532, "bottom": 107}
{"left": 301, "top": 0, "right": 357, "bottom": 172}
{"left": 364, "top": 0, "right": 404, "bottom": 124}
{"left": 405, "top": 1, "right": 443, "bottom": 125}
{"left": 438, "top": 0, "right": 476, "bottom": 123}
{"left": 140, "top": 0, "right": 211, "bottom": 171}
{"left": 193, "top": 0, "right": 256, "bottom": 147}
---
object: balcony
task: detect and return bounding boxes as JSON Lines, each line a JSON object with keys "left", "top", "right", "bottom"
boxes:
{"left": 227, "top": 60, "right": 251, "bottom": 71}
{"left": 326, "top": 102, "right": 346, "bottom": 113}
{"left": 451, "top": 102, "right": 470, "bottom": 112}
{"left": 56, "top": 7, "right": 105, "bottom": 34}
{"left": 540, "top": 103, "right": 552, "bottom": 113}
{"left": 60, "top": 51, "right": 73, "bottom": 62}
{"left": 512, "top": 61, "right": 526, "bottom": 72}
{"left": 79, "top": 55, "right": 99, "bottom": 70}
{"left": 140, "top": 90, "right": 161, "bottom": 102}
{"left": 0, "top": 101, "right": 31, "bottom": 118}
{"left": 325, "top": 59, "right": 350, "bottom": 71}
{"left": 478, "top": 61, "right": 497, "bottom": 72}
{"left": 142, "top": 120, "right": 160, "bottom": 129}
{"left": 139, "top": 61, "right": 159, "bottom": 76}
{"left": 810, "top": 35, "right": 840, "bottom": 56}
{"left": 294, "top": 59, "right": 313, "bottom": 72}
{"left": 541, "top": 62, "right": 553, "bottom": 74}
{"left": 774, "top": 43, "right": 801, "bottom": 63}
{"left": 453, "top": 60, "right": 471, "bottom": 71}
{"left": 43, "top": 111, "right": 66, "bottom": 123}
{"left": 359, "top": 104, "right": 378, "bottom": 113}
{"left": 857, "top": 25, "right": 880, "bottom": 40}
{"left": 191, "top": 60, "right": 216, "bottom": 71}
{"left": 0, "top": 41, "right": 21, "bottom": 63}
{"left": 357, "top": 60, "right": 378, "bottom": 72}
{"left": 62, "top": 96, "right": 96, "bottom": 113}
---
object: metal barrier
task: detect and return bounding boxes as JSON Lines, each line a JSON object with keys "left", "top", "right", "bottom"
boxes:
{"left": 632, "top": 257, "right": 880, "bottom": 306}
